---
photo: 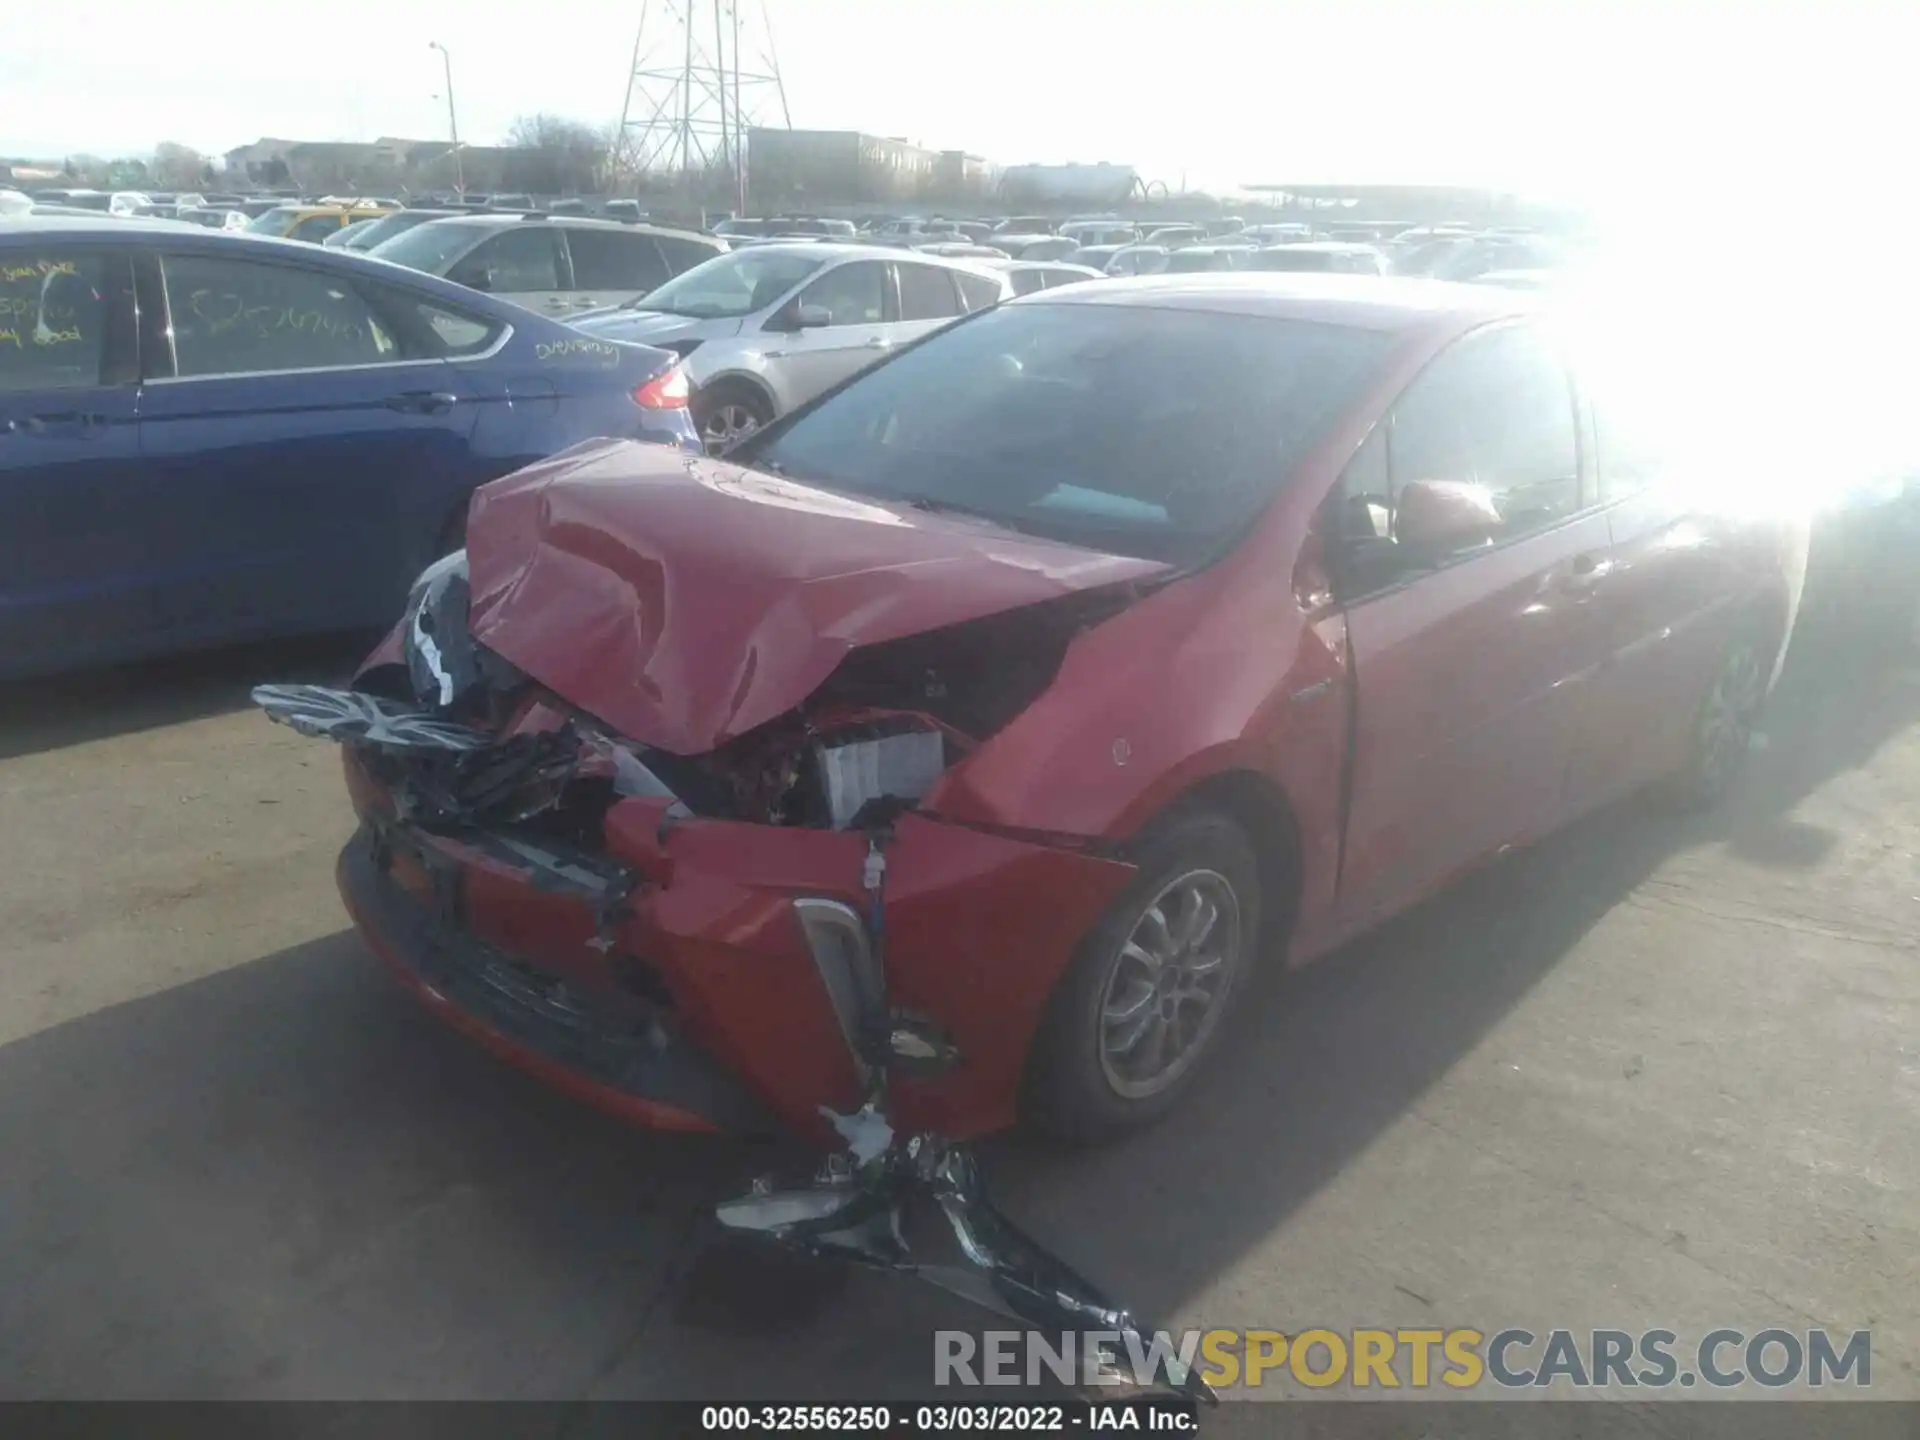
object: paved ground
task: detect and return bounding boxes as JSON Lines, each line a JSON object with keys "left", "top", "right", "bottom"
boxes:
{"left": 2, "top": 608, "right": 1916, "bottom": 1405}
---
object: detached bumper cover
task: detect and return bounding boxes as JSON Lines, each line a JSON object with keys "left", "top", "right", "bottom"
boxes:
{"left": 338, "top": 825, "right": 778, "bottom": 1136}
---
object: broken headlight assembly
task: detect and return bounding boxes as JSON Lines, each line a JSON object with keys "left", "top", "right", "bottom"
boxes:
{"left": 810, "top": 721, "right": 949, "bottom": 831}
{"left": 394, "top": 548, "right": 529, "bottom": 722}
{"left": 402, "top": 549, "right": 478, "bottom": 710}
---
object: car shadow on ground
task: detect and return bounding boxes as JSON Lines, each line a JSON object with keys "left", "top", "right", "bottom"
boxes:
{"left": 0, "top": 631, "right": 377, "bottom": 762}
{"left": 1, "top": 613, "right": 1913, "bottom": 1400}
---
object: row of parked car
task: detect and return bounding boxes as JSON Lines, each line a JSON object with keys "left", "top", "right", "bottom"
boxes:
{"left": 709, "top": 210, "right": 1572, "bottom": 285}
{"left": 0, "top": 194, "right": 1596, "bottom": 672}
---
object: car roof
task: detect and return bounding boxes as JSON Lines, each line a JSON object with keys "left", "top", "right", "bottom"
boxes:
{"left": 0, "top": 215, "right": 191, "bottom": 237}
{"left": 424, "top": 212, "right": 716, "bottom": 243}
{"left": 1026, "top": 272, "right": 1529, "bottom": 333}
{"left": 749, "top": 239, "right": 1011, "bottom": 282}
{"left": 1266, "top": 241, "right": 1383, "bottom": 254}
{"left": 996, "top": 260, "right": 1105, "bottom": 276}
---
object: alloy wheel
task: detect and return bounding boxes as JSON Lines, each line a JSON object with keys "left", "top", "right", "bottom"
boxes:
{"left": 1096, "top": 869, "right": 1243, "bottom": 1100}
{"left": 1697, "top": 638, "right": 1766, "bottom": 789}
{"left": 701, "top": 403, "right": 761, "bottom": 456}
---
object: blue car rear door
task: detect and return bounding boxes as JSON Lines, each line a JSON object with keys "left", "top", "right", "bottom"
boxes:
{"left": 133, "top": 245, "right": 485, "bottom": 644}
{"left": 0, "top": 242, "right": 148, "bottom": 675}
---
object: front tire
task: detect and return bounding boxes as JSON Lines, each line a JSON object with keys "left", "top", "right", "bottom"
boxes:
{"left": 1026, "top": 810, "right": 1261, "bottom": 1143}
{"left": 1667, "top": 621, "right": 1772, "bottom": 808}
{"left": 692, "top": 381, "right": 774, "bottom": 457}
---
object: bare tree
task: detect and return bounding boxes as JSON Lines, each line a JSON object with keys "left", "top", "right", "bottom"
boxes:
{"left": 153, "top": 141, "right": 206, "bottom": 190}
{"left": 502, "top": 114, "right": 610, "bottom": 195}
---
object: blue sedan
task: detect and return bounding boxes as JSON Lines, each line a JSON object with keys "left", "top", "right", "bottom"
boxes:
{"left": 0, "top": 218, "right": 696, "bottom": 679}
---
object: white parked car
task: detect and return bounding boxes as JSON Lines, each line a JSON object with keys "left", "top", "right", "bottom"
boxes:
{"left": 369, "top": 213, "right": 725, "bottom": 318}
{"left": 571, "top": 242, "right": 1013, "bottom": 454}
{"left": 989, "top": 259, "right": 1106, "bottom": 295}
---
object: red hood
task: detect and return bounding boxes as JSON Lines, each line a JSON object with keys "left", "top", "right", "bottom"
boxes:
{"left": 463, "top": 440, "right": 1168, "bottom": 754}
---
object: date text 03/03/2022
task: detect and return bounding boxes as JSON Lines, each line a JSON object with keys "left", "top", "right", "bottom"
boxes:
{"left": 699, "top": 1402, "right": 1198, "bottom": 1432}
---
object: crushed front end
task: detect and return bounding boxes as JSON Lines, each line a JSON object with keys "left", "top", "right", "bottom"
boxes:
{"left": 255, "top": 447, "right": 1211, "bottom": 1400}
{"left": 256, "top": 546, "right": 1137, "bottom": 1146}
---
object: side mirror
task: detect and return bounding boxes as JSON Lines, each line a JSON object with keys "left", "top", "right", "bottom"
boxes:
{"left": 1394, "top": 479, "right": 1502, "bottom": 557}
{"left": 450, "top": 263, "right": 492, "bottom": 293}
{"left": 772, "top": 301, "right": 831, "bottom": 332}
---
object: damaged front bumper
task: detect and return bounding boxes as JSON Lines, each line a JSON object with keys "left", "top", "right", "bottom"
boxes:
{"left": 256, "top": 682, "right": 1133, "bottom": 1144}
{"left": 257, "top": 679, "right": 1210, "bottom": 1403}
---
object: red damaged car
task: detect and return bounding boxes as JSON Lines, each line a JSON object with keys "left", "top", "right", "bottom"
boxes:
{"left": 257, "top": 275, "right": 1800, "bottom": 1147}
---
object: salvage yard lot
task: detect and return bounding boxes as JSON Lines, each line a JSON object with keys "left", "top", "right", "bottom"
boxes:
{"left": 1, "top": 616, "right": 1916, "bottom": 1402}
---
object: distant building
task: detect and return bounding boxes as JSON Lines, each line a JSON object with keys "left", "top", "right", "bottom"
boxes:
{"left": 221, "top": 135, "right": 527, "bottom": 195}
{"left": 932, "top": 149, "right": 997, "bottom": 202}
{"left": 746, "top": 129, "right": 940, "bottom": 210}
{"left": 997, "top": 163, "right": 1140, "bottom": 209}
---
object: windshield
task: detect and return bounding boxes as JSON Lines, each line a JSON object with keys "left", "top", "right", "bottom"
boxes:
{"left": 349, "top": 211, "right": 441, "bottom": 249}
{"left": 1164, "top": 248, "right": 1240, "bottom": 272}
{"left": 369, "top": 219, "right": 489, "bottom": 275}
{"left": 738, "top": 302, "right": 1390, "bottom": 565}
{"left": 247, "top": 206, "right": 303, "bottom": 236}
{"left": 1248, "top": 248, "right": 1339, "bottom": 272}
{"left": 625, "top": 248, "right": 826, "bottom": 317}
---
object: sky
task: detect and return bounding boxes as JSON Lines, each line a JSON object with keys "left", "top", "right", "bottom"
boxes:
{"left": 3, "top": 0, "right": 1911, "bottom": 216}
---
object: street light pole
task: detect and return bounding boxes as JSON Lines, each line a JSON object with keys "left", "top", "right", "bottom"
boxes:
{"left": 428, "top": 41, "right": 464, "bottom": 197}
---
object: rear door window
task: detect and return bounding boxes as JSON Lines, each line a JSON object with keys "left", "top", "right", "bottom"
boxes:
{"left": 564, "top": 228, "right": 669, "bottom": 291}
{"left": 0, "top": 252, "right": 112, "bottom": 391}
{"left": 457, "top": 228, "right": 564, "bottom": 292}
{"left": 953, "top": 270, "right": 1005, "bottom": 312}
{"left": 365, "top": 284, "right": 506, "bottom": 358}
{"left": 161, "top": 254, "right": 400, "bottom": 376}
{"left": 895, "top": 262, "right": 964, "bottom": 321}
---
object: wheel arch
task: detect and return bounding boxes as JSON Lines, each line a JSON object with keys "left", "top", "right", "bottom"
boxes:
{"left": 1123, "top": 767, "right": 1305, "bottom": 961}
{"left": 693, "top": 369, "right": 779, "bottom": 418}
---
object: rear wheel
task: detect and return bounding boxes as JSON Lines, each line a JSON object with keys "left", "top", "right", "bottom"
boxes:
{"left": 692, "top": 381, "right": 774, "bottom": 457}
{"left": 1026, "top": 810, "right": 1260, "bottom": 1143}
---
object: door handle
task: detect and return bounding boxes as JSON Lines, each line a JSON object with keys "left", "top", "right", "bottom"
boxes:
{"left": 385, "top": 391, "right": 458, "bottom": 415}
{"left": 1562, "top": 552, "right": 1614, "bottom": 590}
{"left": 5, "top": 412, "right": 104, "bottom": 435}
{"left": 863, "top": 337, "right": 893, "bottom": 349}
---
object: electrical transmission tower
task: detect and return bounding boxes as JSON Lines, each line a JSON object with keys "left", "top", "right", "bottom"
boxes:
{"left": 614, "top": 0, "right": 791, "bottom": 213}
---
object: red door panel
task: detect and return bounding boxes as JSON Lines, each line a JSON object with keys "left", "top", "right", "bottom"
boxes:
{"left": 1338, "top": 510, "right": 1614, "bottom": 927}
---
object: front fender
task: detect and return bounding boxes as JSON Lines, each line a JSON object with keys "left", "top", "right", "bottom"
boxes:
{"left": 927, "top": 562, "right": 1350, "bottom": 944}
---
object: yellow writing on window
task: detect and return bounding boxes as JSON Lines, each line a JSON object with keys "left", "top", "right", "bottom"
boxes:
{"left": 0, "top": 259, "right": 80, "bottom": 286}
{"left": 186, "top": 289, "right": 369, "bottom": 345}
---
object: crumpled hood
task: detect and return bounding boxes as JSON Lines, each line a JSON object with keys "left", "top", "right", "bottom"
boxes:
{"left": 463, "top": 439, "right": 1168, "bottom": 754}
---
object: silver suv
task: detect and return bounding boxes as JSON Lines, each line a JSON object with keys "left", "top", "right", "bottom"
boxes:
{"left": 570, "top": 242, "right": 1012, "bottom": 454}
{"left": 368, "top": 214, "right": 725, "bottom": 319}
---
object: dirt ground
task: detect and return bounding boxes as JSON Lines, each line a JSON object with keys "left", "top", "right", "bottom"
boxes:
{"left": 1, "top": 607, "right": 1915, "bottom": 1406}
